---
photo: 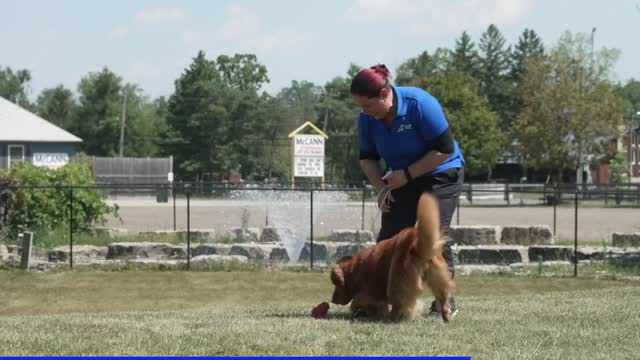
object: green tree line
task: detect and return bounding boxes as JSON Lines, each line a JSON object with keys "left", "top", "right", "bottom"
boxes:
{"left": 2, "top": 25, "right": 639, "bottom": 184}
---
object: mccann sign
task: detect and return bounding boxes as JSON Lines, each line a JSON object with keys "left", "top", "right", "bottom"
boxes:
{"left": 288, "top": 121, "right": 329, "bottom": 186}
{"left": 293, "top": 135, "right": 325, "bottom": 177}
{"left": 32, "top": 153, "right": 69, "bottom": 169}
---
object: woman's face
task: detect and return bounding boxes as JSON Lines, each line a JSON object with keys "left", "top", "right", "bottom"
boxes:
{"left": 351, "top": 88, "right": 392, "bottom": 120}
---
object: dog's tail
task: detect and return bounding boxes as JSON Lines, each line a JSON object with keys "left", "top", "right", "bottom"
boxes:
{"left": 415, "top": 193, "right": 443, "bottom": 260}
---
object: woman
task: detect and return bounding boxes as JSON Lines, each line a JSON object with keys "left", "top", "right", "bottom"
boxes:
{"left": 352, "top": 64, "right": 464, "bottom": 318}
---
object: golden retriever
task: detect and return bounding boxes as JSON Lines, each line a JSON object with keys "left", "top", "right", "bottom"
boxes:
{"left": 330, "top": 193, "right": 453, "bottom": 322}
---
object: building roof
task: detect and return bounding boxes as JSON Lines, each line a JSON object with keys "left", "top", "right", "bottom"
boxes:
{"left": 0, "top": 96, "right": 82, "bottom": 143}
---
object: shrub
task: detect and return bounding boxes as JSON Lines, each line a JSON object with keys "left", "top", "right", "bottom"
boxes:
{"left": 0, "top": 161, "right": 118, "bottom": 241}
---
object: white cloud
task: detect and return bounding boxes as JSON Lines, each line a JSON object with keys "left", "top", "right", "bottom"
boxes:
{"left": 108, "top": 25, "right": 130, "bottom": 40}
{"left": 258, "top": 31, "right": 313, "bottom": 54}
{"left": 343, "top": 0, "right": 430, "bottom": 22}
{"left": 220, "top": 4, "right": 261, "bottom": 39}
{"left": 343, "top": 0, "right": 534, "bottom": 34}
{"left": 182, "top": 4, "right": 314, "bottom": 58}
{"left": 109, "top": 7, "right": 184, "bottom": 40}
{"left": 123, "top": 62, "right": 163, "bottom": 82}
{"left": 134, "top": 7, "right": 185, "bottom": 26}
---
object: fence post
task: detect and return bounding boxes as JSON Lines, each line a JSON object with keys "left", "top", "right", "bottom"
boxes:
{"left": 505, "top": 183, "right": 510, "bottom": 206}
{"left": 553, "top": 184, "right": 557, "bottom": 237}
{"left": 20, "top": 232, "right": 33, "bottom": 270}
{"left": 456, "top": 196, "right": 460, "bottom": 226}
{"left": 173, "top": 182, "right": 176, "bottom": 231}
{"left": 187, "top": 190, "right": 191, "bottom": 270}
{"left": 69, "top": 188, "right": 74, "bottom": 270}
{"left": 361, "top": 189, "right": 366, "bottom": 231}
{"left": 310, "top": 189, "right": 314, "bottom": 270}
{"left": 573, "top": 190, "right": 578, "bottom": 278}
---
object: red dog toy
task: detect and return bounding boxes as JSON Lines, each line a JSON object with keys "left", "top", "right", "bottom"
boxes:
{"left": 311, "top": 302, "right": 330, "bottom": 318}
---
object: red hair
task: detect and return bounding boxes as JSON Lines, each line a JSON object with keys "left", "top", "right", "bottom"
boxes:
{"left": 350, "top": 64, "right": 392, "bottom": 98}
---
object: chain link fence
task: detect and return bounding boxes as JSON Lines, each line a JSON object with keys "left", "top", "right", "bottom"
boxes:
{"left": 1, "top": 182, "right": 639, "bottom": 276}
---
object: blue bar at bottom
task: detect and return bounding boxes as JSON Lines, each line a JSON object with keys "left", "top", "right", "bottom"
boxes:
{"left": 0, "top": 357, "right": 472, "bottom": 360}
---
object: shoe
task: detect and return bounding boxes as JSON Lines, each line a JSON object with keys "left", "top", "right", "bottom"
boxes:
{"left": 428, "top": 297, "right": 458, "bottom": 319}
{"left": 351, "top": 309, "right": 368, "bottom": 321}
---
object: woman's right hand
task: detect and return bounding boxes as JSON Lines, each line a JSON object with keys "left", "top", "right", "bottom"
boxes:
{"left": 377, "top": 186, "right": 395, "bottom": 212}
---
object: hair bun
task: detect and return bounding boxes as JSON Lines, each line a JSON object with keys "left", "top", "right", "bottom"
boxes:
{"left": 370, "top": 64, "right": 391, "bottom": 79}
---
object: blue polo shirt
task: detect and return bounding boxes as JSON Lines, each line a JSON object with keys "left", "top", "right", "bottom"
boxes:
{"left": 358, "top": 86, "right": 464, "bottom": 176}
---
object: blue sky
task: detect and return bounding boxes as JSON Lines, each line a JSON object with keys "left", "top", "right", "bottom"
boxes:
{"left": 2, "top": 0, "right": 639, "bottom": 100}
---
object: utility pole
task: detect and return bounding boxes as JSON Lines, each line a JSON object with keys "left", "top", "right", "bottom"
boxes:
{"left": 119, "top": 93, "right": 127, "bottom": 157}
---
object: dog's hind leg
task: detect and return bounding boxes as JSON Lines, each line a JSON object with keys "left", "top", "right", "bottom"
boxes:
{"left": 424, "top": 257, "right": 453, "bottom": 322}
{"left": 387, "top": 256, "right": 423, "bottom": 321}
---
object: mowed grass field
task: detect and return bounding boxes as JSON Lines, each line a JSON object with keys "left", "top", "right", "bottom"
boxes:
{"left": 1, "top": 270, "right": 639, "bottom": 359}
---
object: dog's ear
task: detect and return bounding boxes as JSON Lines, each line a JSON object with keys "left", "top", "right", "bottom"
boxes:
{"left": 330, "top": 265, "right": 345, "bottom": 287}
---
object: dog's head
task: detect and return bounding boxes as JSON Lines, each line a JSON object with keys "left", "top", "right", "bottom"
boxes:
{"left": 330, "top": 256, "right": 353, "bottom": 305}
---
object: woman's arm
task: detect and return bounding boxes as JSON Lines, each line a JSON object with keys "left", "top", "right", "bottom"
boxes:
{"left": 359, "top": 159, "right": 387, "bottom": 193}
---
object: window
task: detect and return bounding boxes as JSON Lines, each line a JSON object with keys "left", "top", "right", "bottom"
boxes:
{"left": 8, "top": 145, "right": 24, "bottom": 169}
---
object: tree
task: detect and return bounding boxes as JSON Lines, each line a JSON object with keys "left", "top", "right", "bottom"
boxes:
{"left": 512, "top": 31, "right": 623, "bottom": 182}
{"left": 118, "top": 88, "right": 167, "bottom": 157}
{"left": 72, "top": 67, "right": 162, "bottom": 157}
{"left": 451, "top": 31, "right": 481, "bottom": 78}
{"left": 618, "top": 79, "right": 640, "bottom": 122}
{"left": 510, "top": 28, "right": 545, "bottom": 83}
{"left": 73, "top": 67, "right": 125, "bottom": 156}
{"left": 0, "top": 66, "right": 32, "bottom": 107}
{"left": 507, "top": 29, "right": 545, "bottom": 145}
{"left": 36, "top": 85, "right": 76, "bottom": 129}
{"left": 164, "top": 51, "right": 227, "bottom": 179}
{"left": 318, "top": 64, "right": 364, "bottom": 184}
{"left": 396, "top": 49, "right": 450, "bottom": 86}
{"left": 277, "top": 80, "right": 322, "bottom": 126}
{"left": 216, "top": 54, "right": 269, "bottom": 92}
{"left": 164, "top": 51, "right": 276, "bottom": 181}
{"left": 243, "top": 94, "right": 291, "bottom": 181}
{"left": 478, "top": 24, "right": 513, "bottom": 129}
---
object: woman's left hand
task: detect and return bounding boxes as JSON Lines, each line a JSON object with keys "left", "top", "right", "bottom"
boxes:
{"left": 383, "top": 169, "right": 409, "bottom": 190}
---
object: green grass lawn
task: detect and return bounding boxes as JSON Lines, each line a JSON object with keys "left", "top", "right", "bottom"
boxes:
{"left": 1, "top": 270, "right": 639, "bottom": 358}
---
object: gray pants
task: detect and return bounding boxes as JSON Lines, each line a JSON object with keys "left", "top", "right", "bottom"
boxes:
{"left": 377, "top": 167, "right": 463, "bottom": 278}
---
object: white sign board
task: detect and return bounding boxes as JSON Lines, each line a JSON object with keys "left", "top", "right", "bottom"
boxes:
{"left": 32, "top": 153, "right": 69, "bottom": 169}
{"left": 294, "top": 156, "right": 324, "bottom": 177}
{"left": 293, "top": 135, "right": 325, "bottom": 177}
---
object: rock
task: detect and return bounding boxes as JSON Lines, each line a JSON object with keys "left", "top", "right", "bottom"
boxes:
{"left": 48, "top": 245, "right": 108, "bottom": 262}
{"left": 501, "top": 226, "right": 554, "bottom": 245}
{"left": 457, "top": 246, "right": 526, "bottom": 265}
{"left": 137, "top": 231, "right": 179, "bottom": 242}
{"left": 269, "top": 247, "right": 290, "bottom": 263}
{"left": 191, "top": 255, "right": 249, "bottom": 264}
{"left": 528, "top": 246, "right": 574, "bottom": 262}
{"left": 259, "top": 227, "right": 295, "bottom": 243}
{"left": 228, "top": 227, "right": 261, "bottom": 243}
{"left": 191, "top": 244, "right": 232, "bottom": 257}
{"left": 611, "top": 233, "right": 640, "bottom": 247}
{"left": 328, "top": 230, "right": 374, "bottom": 243}
{"left": 106, "top": 242, "right": 187, "bottom": 259}
{"left": 299, "top": 242, "right": 333, "bottom": 263}
{"left": 176, "top": 229, "right": 216, "bottom": 243}
{"left": 449, "top": 226, "right": 500, "bottom": 245}
{"left": 229, "top": 244, "right": 274, "bottom": 260}
{"left": 87, "top": 227, "right": 129, "bottom": 238}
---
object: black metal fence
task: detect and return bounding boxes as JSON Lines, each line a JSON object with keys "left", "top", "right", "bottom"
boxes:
{"left": 1, "top": 182, "right": 639, "bottom": 276}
